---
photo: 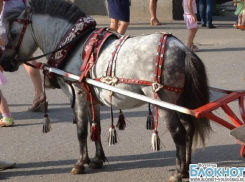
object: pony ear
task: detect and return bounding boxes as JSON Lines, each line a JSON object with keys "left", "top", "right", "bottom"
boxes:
{"left": 24, "top": 7, "right": 32, "bottom": 18}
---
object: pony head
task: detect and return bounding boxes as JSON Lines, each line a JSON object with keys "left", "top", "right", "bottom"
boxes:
{"left": 2, "top": 7, "right": 38, "bottom": 72}
{"left": 1, "top": 0, "right": 86, "bottom": 72}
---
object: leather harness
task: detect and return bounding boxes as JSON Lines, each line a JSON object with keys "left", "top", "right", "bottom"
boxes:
{"left": 48, "top": 17, "right": 97, "bottom": 68}
{"left": 77, "top": 28, "right": 184, "bottom": 132}
{"left": 9, "top": 15, "right": 184, "bottom": 129}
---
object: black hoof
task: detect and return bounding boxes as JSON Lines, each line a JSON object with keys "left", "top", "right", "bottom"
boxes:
{"left": 181, "top": 172, "right": 189, "bottom": 179}
{"left": 168, "top": 174, "right": 182, "bottom": 182}
{"left": 89, "top": 160, "right": 103, "bottom": 169}
{"left": 70, "top": 165, "right": 85, "bottom": 174}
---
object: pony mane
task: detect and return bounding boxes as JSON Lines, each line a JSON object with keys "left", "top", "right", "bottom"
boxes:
{"left": 4, "top": 0, "right": 86, "bottom": 24}
{"left": 29, "top": 0, "right": 86, "bottom": 23}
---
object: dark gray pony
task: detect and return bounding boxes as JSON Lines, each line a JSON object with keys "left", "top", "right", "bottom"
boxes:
{"left": 1, "top": 0, "right": 211, "bottom": 181}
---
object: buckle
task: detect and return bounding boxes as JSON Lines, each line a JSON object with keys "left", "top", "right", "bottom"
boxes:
{"left": 152, "top": 82, "right": 163, "bottom": 92}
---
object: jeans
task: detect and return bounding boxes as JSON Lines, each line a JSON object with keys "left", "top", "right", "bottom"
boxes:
{"left": 199, "top": 0, "right": 214, "bottom": 25}
{"left": 195, "top": 0, "right": 201, "bottom": 22}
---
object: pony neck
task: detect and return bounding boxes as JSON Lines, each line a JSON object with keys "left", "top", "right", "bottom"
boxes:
{"left": 32, "top": 15, "right": 73, "bottom": 59}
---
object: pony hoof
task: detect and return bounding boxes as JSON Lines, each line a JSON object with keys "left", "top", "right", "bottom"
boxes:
{"left": 89, "top": 160, "right": 103, "bottom": 169}
{"left": 70, "top": 165, "right": 85, "bottom": 174}
{"left": 181, "top": 173, "right": 189, "bottom": 179}
{"left": 168, "top": 174, "right": 182, "bottom": 182}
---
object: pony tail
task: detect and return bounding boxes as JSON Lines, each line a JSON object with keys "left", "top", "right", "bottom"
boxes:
{"left": 179, "top": 50, "right": 212, "bottom": 149}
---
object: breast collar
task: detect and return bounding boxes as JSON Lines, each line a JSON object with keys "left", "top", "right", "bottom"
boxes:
{"left": 47, "top": 16, "right": 97, "bottom": 68}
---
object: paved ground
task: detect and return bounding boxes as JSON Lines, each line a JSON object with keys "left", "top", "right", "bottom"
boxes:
{"left": 1, "top": 14, "right": 245, "bottom": 182}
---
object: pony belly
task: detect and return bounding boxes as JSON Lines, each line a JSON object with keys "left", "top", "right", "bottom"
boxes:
{"left": 94, "top": 88, "right": 146, "bottom": 109}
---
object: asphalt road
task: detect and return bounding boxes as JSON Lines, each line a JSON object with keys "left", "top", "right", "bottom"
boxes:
{"left": 1, "top": 15, "right": 245, "bottom": 182}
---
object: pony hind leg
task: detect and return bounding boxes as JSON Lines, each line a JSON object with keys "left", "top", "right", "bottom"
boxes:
{"left": 179, "top": 114, "right": 195, "bottom": 178}
{"left": 159, "top": 109, "right": 187, "bottom": 182}
{"left": 88, "top": 104, "right": 107, "bottom": 169}
{"left": 143, "top": 86, "right": 187, "bottom": 181}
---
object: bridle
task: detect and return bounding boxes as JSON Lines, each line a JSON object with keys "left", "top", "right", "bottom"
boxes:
{"left": 5, "top": 10, "right": 95, "bottom": 67}
{"left": 6, "top": 12, "right": 38, "bottom": 54}
{"left": 5, "top": 10, "right": 40, "bottom": 67}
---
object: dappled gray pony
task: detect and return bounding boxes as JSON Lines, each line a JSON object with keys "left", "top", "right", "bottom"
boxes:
{"left": 1, "top": 0, "right": 211, "bottom": 181}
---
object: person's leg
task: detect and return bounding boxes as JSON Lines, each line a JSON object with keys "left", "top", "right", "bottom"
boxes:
{"left": 23, "top": 60, "right": 45, "bottom": 110}
{"left": 0, "top": 90, "right": 14, "bottom": 127}
{"left": 149, "top": 0, "right": 157, "bottom": 20}
{"left": 117, "top": 21, "right": 130, "bottom": 35}
{"left": 0, "top": 90, "right": 10, "bottom": 115}
{"left": 243, "top": 3, "right": 245, "bottom": 26}
{"left": 237, "top": 14, "right": 245, "bottom": 30}
{"left": 199, "top": 0, "right": 206, "bottom": 26}
{"left": 187, "top": 27, "right": 198, "bottom": 48}
{"left": 206, "top": 0, "right": 215, "bottom": 28}
{"left": 110, "top": 18, "right": 119, "bottom": 32}
{"left": 241, "top": 14, "right": 245, "bottom": 29}
{"left": 238, "top": 14, "right": 242, "bottom": 25}
{"left": 196, "top": 0, "right": 201, "bottom": 22}
{"left": 149, "top": 0, "right": 161, "bottom": 25}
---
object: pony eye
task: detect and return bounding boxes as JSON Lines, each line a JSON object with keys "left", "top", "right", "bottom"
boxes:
{"left": 9, "top": 30, "right": 18, "bottom": 38}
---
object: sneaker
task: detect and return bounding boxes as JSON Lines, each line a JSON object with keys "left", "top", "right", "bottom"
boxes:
{"left": 0, "top": 117, "right": 14, "bottom": 127}
{"left": 190, "top": 44, "right": 199, "bottom": 52}
{"left": 208, "top": 24, "right": 216, "bottom": 29}
{"left": 201, "top": 24, "right": 206, "bottom": 27}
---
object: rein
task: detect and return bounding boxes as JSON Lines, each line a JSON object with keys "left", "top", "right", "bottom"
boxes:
{"left": 22, "top": 26, "right": 95, "bottom": 64}
{"left": 6, "top": 11, "right": 95, "bottom": 65}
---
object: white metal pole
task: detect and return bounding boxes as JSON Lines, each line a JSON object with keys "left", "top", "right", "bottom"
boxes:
{"left": 42, "top": 65, "right": 195, "bottom": 116}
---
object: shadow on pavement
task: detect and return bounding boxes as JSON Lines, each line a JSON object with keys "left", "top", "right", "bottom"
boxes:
{"left": 200, "top": 47, "right": 245, "bottom": 52}
{"left": 0, "top": 144, "right": 243, "bottom": 179}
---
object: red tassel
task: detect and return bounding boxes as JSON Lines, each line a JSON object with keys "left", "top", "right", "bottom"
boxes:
{"left": 116, "top": 109, "right": 126, "bottom": 130}
{"left": 90, "top": 123, "right": 100, "bottom": 141}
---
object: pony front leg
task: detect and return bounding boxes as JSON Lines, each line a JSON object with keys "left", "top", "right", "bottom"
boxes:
{"left": 70, "top": 91, "right": 91, "bottom": 174}
{"left": 89, "top": 104, "right": 107, "bottom": 169}
{"left": 57, "top": 81, "right": 90, "bottom": 174}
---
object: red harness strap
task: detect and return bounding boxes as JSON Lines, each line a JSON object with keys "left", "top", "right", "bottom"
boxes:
{"left": 106, "top": 35, "right": 129, "bottom": 77}
{"left": 152, "top": 33, "right": 171, "bottom": 132}
{"left": 6, "top": 19, "right": 30, "bottom": 52}
{"left": 95, "top": 33, "right": 183, "bottom": 94}
{"left": 79, "top": 28, "right": 113, "bottom": 82}
{"left": 94, "top": 77, "right": 184, "bottom": 93}
{"left": 79, "top": 28, "right": 116, "bottom": 142}
{"left": 153, "top": 34, "right": 167, "bottom": 130}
